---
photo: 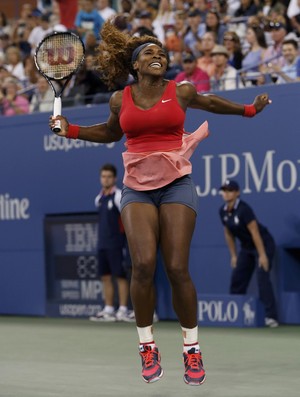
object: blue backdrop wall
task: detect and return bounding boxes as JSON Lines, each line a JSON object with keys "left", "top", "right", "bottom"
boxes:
{"left": 0, "top": 83, "right": 299, "bottom": 322}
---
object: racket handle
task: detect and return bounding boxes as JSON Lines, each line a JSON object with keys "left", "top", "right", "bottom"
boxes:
{"left": 52, "top": 97, "right": 62, "bottom": 133}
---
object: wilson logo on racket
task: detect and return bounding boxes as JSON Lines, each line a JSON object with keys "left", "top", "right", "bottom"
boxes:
{"left": 46, "top": 47, "right": 75, "bottom": 65}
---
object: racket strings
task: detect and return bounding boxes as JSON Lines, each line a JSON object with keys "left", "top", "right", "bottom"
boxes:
{"left": 36, "top": 35, "right": 84, "bottom": 80}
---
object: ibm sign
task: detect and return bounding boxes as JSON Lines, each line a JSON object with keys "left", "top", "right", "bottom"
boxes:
{"left": 198, "top": 295, "right": 265, "bottom": 327}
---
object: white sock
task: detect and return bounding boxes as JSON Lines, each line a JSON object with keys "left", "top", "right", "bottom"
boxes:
{"left": 181, "top": 325, "right": 199, "bottom": 345}
{"left": 118, "top": 305, "right": 127, "bottom": 312}
{"left": 104, "top": 305, "right": 114, "bottom": 314}
{"left": 137, "top": 325, "right": 154, "bottom": 344}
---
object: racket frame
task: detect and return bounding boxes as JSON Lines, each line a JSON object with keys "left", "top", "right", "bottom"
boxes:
{"left": 34, "top": 31, "right": 85, "bottom": 133}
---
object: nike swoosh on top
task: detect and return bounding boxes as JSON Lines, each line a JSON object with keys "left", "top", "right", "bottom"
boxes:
{"left": 161, "top": 99, "right": 172, "bottom": 103}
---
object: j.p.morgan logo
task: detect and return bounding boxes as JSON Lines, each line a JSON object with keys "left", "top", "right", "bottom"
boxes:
{"left": 195, "top": 150, "right": 300, "bottom": 196}
{"left": 0, "top": 193, "right": 30, "bottom": 221}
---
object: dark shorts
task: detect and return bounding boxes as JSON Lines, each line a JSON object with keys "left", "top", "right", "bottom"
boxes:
{"left": 98, "top": 248, "right": 127, "bottom": 278}
{"left": 120, "top": 175, "right": 198, "bottom": 214}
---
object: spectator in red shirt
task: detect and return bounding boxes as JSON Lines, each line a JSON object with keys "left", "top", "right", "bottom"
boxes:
{"left": 174, "top": 52, "right": 210, "bottom": 92}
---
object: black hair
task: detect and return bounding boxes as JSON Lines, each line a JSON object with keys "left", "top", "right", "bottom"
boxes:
{"left": 100, "top": 163, "right": 117, "bottom": 176}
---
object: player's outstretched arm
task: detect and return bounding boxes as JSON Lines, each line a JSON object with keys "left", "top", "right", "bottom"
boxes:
{"left": 176, "top": 82, "right": 271, "bottom": 116}
{"left": 49, "top": 91, "right": 124, "bottom": 143}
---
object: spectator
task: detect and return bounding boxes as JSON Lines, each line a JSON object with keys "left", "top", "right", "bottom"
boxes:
{"left": 29, "top": 76, "right": 53, "bottom": 113}
{"left": 0, "top": 32, "right": 9, "bottom": 53}
{"left": 267, "top": 39, "right": 300, "bottom": 83}
{"left": 219, "top": 179, "right": 279, "bottom": 328}
{"left": 227, "top": 0, "right": 242, "bottom": 17}
{"left": 96, "top": 0, "right": 116, "bottom": 21}
{"left": 241, "top": 26, "right": 267, "bottom": 85}
{"left": 0, "top": 77, "right": 29, "bottom": 116}
{"left": 4, "top": 45, "right": 26, "bottom": 83}
{"left": 174, "top": 52, "right": 210, "bottom": 92}
{"left": 10, "top": 6, "right": 35, "bottom": 57}
{"left": 193, "top": 0, "right": 208, "bottom": 20}
{"left": 288, "top": 0, "right": 300, "bottom": 36}
{"left": 120, "top": 0, "right": 133, "bottom": 15}
{"left": 163, "top": 11, "right": 187, "bottom": 57}
{"left": 133, "top": 11, "right": 157, "bottom": 38}
{"left": 223, "top": 31, "right": 244, "bottom": 69}
{"left": 152, "top": 0, "right": 176, "bottom": 44}
{"left": 22, "top": 55, "right": 39, "bottom": 99}
{"left": 210, "top": 44, "right": 243, "bottom": 90}
{"left": 0, "top": 11, "right": 11, "bottom": 37}
{"left": 84, "top": 31, "right": 98, "bottom": 52}
{"left": 196, "top": 31, "right": 217, "bottom": 77}
{"left": 205, "top": 8, "right": 228, "bottom": 44}
{"left": 262, "top": 16, "right": 287, "bottom": 68}
{"left": 75, "top": 0, "right": 104, "bottom": 42}
{"left": 173, "top": 10, "right": 188, "bottom": 46}
{"left": 183, "top": 9, "right": 206, "bottom": 57}
{"left": 27, "top": 12, "right": 52, "bottom": 54}
{"left": 89, "top": 164, "right": 132, "bottom": 322}
{"left": 234, "top": 0, "right": 259, "bottom": 18}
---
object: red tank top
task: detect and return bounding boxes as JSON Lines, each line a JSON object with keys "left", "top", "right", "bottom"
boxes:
{"left": 119, "top": 80, "right": 185, "bottom": 153}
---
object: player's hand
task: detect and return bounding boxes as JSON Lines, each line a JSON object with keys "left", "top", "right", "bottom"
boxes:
{"left": 253, "top": 93, "right": 272, "bottom": 114}
{"left": 231, "top": 256, "right": 237, "bottom": 268}
{"left": 258, "top": 254, "right": 269, "bottom": 272}
{"left": 49, "top": 115, "right": 69, "bottom": 136}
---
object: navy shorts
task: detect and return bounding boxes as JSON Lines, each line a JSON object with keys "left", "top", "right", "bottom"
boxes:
{"left": 98, "top": 248, "right": 127, "bottom": 278}
{"left": 120, "top": 175, "right": 198, "bottom": 214}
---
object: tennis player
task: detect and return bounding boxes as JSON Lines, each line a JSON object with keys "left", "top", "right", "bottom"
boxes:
{"left": 49, "top": 21, "right": 271, "bottom": 385}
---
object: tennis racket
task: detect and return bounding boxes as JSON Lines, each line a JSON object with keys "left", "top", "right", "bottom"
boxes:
{"left": 34, "top": 31, "right": 85, "bottom": 133}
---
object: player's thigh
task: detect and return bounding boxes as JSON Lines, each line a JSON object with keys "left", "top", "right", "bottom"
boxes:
{"left": 121, "top": 202, "right": 159, "bottom": 267}
{"left": 159, "top": 203, "right": 196, "bottom": 266}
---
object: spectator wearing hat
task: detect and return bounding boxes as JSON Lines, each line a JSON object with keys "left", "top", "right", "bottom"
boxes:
{"left": 210, "top": 44, "right": 243, "bottom": 90}
{"left": 183, "top": 9, "right": 206, "bottom": 57}
{"left": 262, "top": 16, "right": 287, "bottom": 69}
{"left": 218, "top": 180, "right": 279, "bottom": 328}
{"left": 174, "top": 52, "right": 210, "bottom": 92}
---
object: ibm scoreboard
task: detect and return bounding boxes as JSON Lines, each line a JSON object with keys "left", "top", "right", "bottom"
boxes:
{"left": 44, "top": 213, "right": 104, "bottom": 317}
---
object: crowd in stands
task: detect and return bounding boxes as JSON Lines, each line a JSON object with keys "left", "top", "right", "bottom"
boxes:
{"left": 1, "top": 0, "right": 300, "bottom": 116}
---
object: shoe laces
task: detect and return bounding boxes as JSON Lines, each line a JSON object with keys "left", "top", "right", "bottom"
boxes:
{"left": 185, "top": 350, "right": 202, "bottom": 370}
{"left": 140, "top": 346, "right": 158, "bottom": 368}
